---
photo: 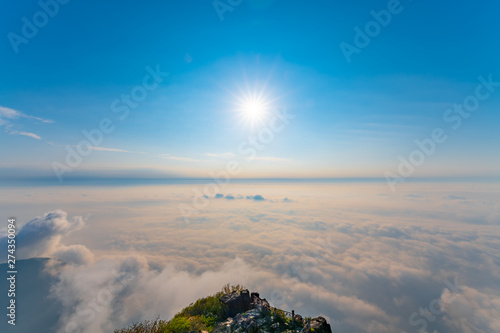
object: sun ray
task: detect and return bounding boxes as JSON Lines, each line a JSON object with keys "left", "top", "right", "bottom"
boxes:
{"left": 233, "top": 86, "right": 275, "bottom": 128}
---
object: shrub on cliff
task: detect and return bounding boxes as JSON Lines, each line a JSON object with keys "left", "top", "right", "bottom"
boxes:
{"left": 114, "top": 284, "right": 245, "bottom": 333}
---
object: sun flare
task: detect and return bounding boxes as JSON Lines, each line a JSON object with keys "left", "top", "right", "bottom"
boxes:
{"left": 236, "top": 92, "right": 272, "bottom": 126}
{"left": 243, "top": 98, "right": 266, "bottom": 121}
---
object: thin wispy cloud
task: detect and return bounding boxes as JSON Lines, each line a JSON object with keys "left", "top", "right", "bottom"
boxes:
{"left": 0, "top": 105, "right": 52, "bottom": 140}
{"left": 207, "top": 153, "right": 290, "bottom": 163}
{"left": 91, "top": 147, "right": 131, "bottom": 153}
{"left": 74, "top": 146, "right": 145, "bottom": 154}
{"left": 0, "top": 106, "right": 53, "bottom": 124}
{"left": 9, "top": 130, "right": 41, "bottom": 140}
{"left": 67, "top": 142, "right": 146, "bottom": 154}
{"left": 206, "top": 152, "right": 236, "bottom": 158}
{"left": 158, "top": 154, "right": 202, "bottom": 162}
{"left": 248, "top": 156, "right": 291, "bottom": 162}
{"left": 0, "top": 107, "right": 18, "bottom": 124}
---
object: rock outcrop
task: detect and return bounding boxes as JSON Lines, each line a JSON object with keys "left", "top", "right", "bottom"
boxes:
{"left": 114, "top": 286, "right": 334, "bottom": 333}
{"left": 215, "top": 289, "right": 332, "bottom": 333}
{"left": 220, "top": 289, "right": 253, "bottom": 317}
{"left": 310, "top": 317, "right": 331, "bottom": 333}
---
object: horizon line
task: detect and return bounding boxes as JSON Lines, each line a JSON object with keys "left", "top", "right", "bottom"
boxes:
{"left": 1, "top": 176, "right": 499, "bottom": 186}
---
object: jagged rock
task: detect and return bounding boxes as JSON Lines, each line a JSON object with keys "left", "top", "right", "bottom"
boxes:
{"left": 247, "top": 320, "right": 258, "bottom": 333}
{"left": 220, "top": 289, "right": 253, "bottom": 317}
{"left": 234, "top": 309, "right": 264, "bottom": 331}
{"left": 310, "top": 317, "right": 332, "bottom": 333}
{"left": 212, "top": 319, "right": 233, "bottom": 333}
{"left": 215, "top": 290, "right": 332, "bottom": 333}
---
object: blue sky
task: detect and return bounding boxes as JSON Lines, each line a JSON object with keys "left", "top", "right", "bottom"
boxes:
{"left": 1, "top": 0, "right": 500, "bottom": 180}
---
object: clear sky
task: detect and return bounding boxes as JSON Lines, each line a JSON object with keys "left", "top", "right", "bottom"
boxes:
{"left": 1, "top": 0, "right": 500, "bottom": 181}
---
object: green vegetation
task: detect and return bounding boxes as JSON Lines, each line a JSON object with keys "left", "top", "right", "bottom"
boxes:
{"left": 273, "top": 308, "right": 288, "bottom": 325}
{"left": 114, "top": 318, "right": 168, "bottom": 333}
{"left": 220, "top": 283, "right": 245, "bottom": 294}
{"left": 269, "top": 308, "right": 305, "bottom": 331}
{"left": 114, "top": 284, "right": 310, "bottom": 333}
{"left": 114, "top": 284, "right": 245, "bottom": 333}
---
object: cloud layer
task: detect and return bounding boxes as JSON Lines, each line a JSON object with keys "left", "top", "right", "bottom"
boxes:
{"left": 2, "top": 182, "right": 499, "bottom": 333}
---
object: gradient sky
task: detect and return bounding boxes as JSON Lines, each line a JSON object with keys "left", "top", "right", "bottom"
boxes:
{"left": 1, "top": 0, "right": 500, "bottom": 180}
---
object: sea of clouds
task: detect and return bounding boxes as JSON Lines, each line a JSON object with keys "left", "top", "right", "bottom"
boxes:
{"left": 1, "top": 181, "right": 499, "bottom": 333}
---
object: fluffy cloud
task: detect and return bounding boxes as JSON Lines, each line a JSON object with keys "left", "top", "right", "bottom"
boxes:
{"left": 0, "top": 210, "right": 93, "bottom": 265}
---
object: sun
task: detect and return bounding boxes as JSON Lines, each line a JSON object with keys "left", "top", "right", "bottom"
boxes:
{"left": 229, "top": 80, "right": 277, "bottom": 127}
{"left": 236, "top": 93, "right": 272, "bottom": 126}
{"left": 242, "top": 97, "right": 266, "bottom": 122}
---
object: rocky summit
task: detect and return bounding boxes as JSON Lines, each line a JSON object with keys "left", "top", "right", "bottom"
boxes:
{"left": 212, "top": 289, "right": 332, "bottom": 333}
{"left": 114, "top": 285, "right": 333, "bottom": 333}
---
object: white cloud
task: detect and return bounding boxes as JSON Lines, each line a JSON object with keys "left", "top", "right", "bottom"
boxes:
{"left": 9, "top": 130, "right": 41, "bottom": 140}
{"left": 248, "top": 156, "right": 291, "bottom": 162}
{"left": 0, "top": 105, "right": 52, "bottom": 140}
{"left": 91, "top": 147, "right": 131, "bottom": 153}
{"left": 70, "top": 146, "right": 146, "bottom": 154}
{"left": 3, "top": 183, "right": 500, "bottom": 333}
{"left": 158, "top": 154, "right": 201, "bottom": 162}
{"left": 0, "top": 105, "right": 53, "bottom": 123}
{"left": 206, "top": 152, "right": 236, "bottom": 158}
{"left": 0, "top": 210, "right": 93, "bottom": 265}
{"left": 0, "top": 106, "right": 20, "bottom": 122}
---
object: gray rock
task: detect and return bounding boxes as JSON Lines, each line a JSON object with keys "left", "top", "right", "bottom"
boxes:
{"left": 310, "top": 317, "right": 332, "bottom": 333}
{"left": 247, "top": 320, "right": 258, "bottom": 333}
{"left": 217, "top": 290, "right": 332, "bottom": 333}
{"left": 211, "top": 319, "right": 233, "bottom": 333}
{"left": 220, "top": 289, "right": 253, "bottom": 318}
